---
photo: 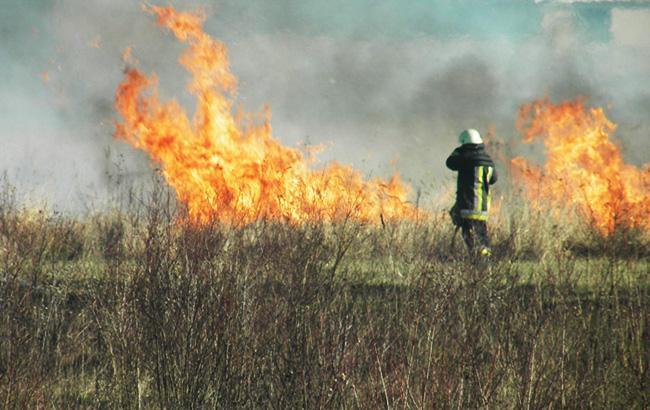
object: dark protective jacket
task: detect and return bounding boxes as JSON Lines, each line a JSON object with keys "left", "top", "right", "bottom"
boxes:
{"left": 446, "top": 144, "right": 498, "bottom": 221}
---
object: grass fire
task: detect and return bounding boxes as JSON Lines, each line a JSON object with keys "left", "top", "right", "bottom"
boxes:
{"left": 115, "top": 6, "right": 416, "bottom": 224}
{"left": 1, "top": 2, "right": 649, "bottom": 408}
{"left": 511, "top": 98, "right": 650, "bottom": 236}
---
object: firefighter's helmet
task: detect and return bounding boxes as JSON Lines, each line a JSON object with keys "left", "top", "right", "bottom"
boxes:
{"left": 458, "top": 129, "right": 482, "bottom": 145}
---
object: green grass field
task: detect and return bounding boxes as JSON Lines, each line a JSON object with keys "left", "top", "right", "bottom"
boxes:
{"left": 1, "top": 185, "right": 648, "bottom": 408}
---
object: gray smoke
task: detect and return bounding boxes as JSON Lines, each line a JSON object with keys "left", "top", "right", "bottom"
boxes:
{"left": 1, "top": 0, "right": 648, "bottom": 211}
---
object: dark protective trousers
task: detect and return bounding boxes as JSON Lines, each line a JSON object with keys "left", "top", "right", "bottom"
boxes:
{"left": 460, "top": 219, "right": 490, "bottom": 253}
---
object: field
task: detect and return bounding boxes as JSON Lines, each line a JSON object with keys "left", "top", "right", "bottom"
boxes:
{"left": 0, "top": 182, "right": 648, "bottom": 409}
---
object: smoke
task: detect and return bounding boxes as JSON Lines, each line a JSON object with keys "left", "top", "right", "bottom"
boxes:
{"left": 1, "top": 0, "right": 648, "bottom": 211}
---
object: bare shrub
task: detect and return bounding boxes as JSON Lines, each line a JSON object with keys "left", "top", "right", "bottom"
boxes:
{"left": 0, "top": 181, "right": 647, "bottom": 408}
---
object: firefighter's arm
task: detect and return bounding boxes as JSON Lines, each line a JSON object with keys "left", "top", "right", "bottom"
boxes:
{"left": 445, "top": 148, "right": 462, "bottom": 170}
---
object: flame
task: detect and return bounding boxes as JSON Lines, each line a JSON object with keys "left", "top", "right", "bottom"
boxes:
{"left": 88, "top": 36, "right": 101, "bottom": 49}
{"left": 511, "top": 98, "right": 650, "bottom": 236}
{"left": 121, "top": 46, "right": 136, "bottom": 65}
{"left": 114, "top": 6, "right": 416, "bottom": 224}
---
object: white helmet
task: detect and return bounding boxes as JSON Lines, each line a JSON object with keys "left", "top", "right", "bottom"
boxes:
{"left": 458, "top": 129, "right": 483, "bottom": 145}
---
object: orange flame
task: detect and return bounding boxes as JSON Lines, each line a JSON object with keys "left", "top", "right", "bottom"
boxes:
{"left": 511, "top": 98, "right": 650, "bottom": 236}
{"left": 114, "top": 6, "right": 417, "bottom": 224}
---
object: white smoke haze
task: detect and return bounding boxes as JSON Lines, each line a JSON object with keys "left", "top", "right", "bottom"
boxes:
{"left": 1, "top": 0, "right": 648, "bottom": 212}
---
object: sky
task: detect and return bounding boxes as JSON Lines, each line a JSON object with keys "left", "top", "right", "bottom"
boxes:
{"left": 1, "top": 0, "right": 649, "bottom": 211}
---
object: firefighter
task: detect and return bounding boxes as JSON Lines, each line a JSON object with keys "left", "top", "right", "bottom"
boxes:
{"left": 446, "top": 129, "right": 498, "bottom": 256}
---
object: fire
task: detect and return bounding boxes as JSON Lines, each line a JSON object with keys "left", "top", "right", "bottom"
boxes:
{"left": 511, "top": 98, "right": 650, "bottom": 236}
{"left": 114, "top": 6, "right": 417, "bottom": 224}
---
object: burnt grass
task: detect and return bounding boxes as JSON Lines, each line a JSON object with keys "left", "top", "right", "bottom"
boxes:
{"left": 0, "top": 189, "right": 648, "bottom": 408}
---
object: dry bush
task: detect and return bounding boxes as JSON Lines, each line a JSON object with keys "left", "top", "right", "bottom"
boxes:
{"left": 0, "top": 182, "right": 648, "bottom": 408}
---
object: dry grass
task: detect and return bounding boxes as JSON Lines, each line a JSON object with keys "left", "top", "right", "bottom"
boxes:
{"left": 0, "top": 182, "right": 648, "bottom": 408}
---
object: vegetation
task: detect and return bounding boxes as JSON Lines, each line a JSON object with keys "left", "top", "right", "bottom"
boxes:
{"left": 0, "top": 182, "right": 648, "bottom": 408}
